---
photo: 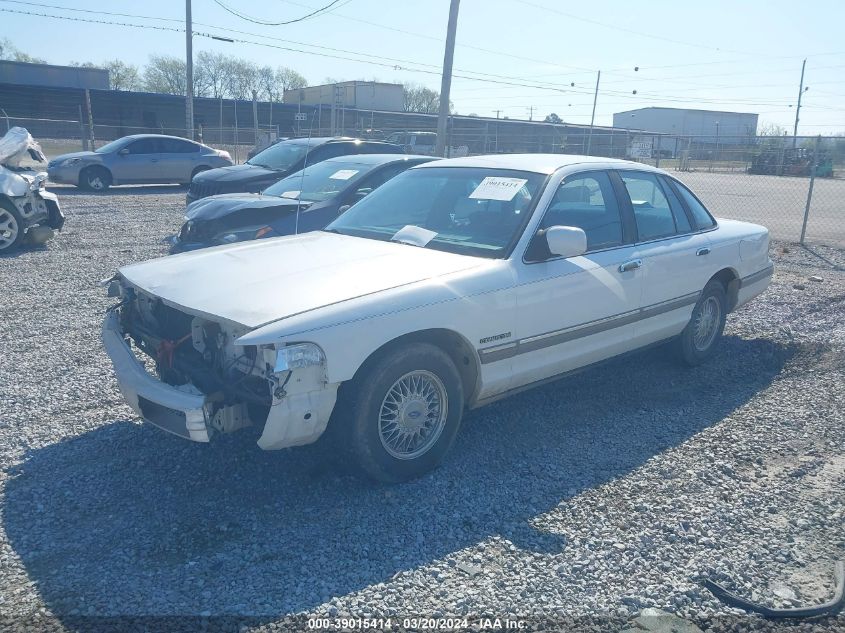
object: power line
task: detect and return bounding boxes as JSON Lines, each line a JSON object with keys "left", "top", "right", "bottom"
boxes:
{"left": 513, "top": 0, "right": 757, "bottom": 56}
{"left": 212, "top": 0, "right": 345, "bottom": 26}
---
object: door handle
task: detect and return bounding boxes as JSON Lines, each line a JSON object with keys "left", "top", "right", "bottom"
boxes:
{"left": 618, "top": 259, "right": 642, "bottom": 273}
{"left": 696, "top": 247, "right": 711, "bottom": 256}
{"left": 150, "top": 158, "right": 159, "bottom": 162}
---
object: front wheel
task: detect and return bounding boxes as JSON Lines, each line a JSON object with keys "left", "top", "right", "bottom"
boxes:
{"left": 0, "top": 202, "right": 24, "bottom": 252}
{"left": 342, "top": 343, "right": 464, "bottom": 482}
{"left": 676, "top": 280, "right": 727, "bottom": 366}
{"left": 80, "top": 166, "right": 112, "bottom": 191}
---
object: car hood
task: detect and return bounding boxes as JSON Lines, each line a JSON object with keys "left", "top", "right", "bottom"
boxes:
{"left": 185, "top": 193, "right": 300, "bottom": 221}
{"left": 193, "top": 163, "right": 283, "bottom": 184}
{"left": 118, "top": 231, "right": 483, "bottom": 329}
{"left": 50, "top": 151, "right": 98, "bottom": 164}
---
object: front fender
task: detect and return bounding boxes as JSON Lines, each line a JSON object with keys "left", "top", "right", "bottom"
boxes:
{"left": 236, "top": 262, "right": 516, "bottom": 387}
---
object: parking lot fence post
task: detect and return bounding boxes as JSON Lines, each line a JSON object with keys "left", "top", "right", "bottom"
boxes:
{"left": 78, "top": 105, "right": 88, "bottom": 151}
{"left": 799, "top": 135, "right": 820, "bottom": 244}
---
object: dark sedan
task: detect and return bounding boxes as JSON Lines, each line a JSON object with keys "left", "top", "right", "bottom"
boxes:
{"left": 185, "top": 137, "right": 404, "bottom": 204}
{"left": 170, "top": 154, "right": 434, "bottom": 253}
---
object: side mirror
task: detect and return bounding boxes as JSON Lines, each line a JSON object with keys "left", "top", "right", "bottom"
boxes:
{"left": 544, "top": 225, "right": 587, "bottom": 258}
{"left": 118, "top": 148, "right": 130, "bottom": 156}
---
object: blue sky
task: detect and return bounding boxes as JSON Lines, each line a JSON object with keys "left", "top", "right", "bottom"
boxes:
{"left": 2, "top": 0, "right": 843, "bottom": 132}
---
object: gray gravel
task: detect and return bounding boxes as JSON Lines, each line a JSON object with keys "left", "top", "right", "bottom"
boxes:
{"left": 0, "top": 186, "right": 843, "bottom": 632}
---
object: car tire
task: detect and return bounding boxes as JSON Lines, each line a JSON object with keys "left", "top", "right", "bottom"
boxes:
{"left": 676, "top": 279, "right": 728, "bottom": 366}
{"left": 340, "top": 343, "right": 464, "bottom": 483}
{"left": 80, "top": 166, "right": 112, "bottom": 192}
{"left": 0, "top": 200, "right": 25, "bottom": 253}
{"left": 188, "top": 166, "right": 210, "bottom": 184}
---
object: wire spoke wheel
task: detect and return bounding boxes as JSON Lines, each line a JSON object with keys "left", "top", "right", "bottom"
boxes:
{"left": 378, "top": 370, "right": 448, "bottom": 460}
{"left": 693, "top": 295, "right": 721, "bottom": 351}
{"left": 0, "top": 208, "right": 20, "bottom": 250}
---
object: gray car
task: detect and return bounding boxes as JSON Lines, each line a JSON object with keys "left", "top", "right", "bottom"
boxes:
{"left": 47, "top": 134, "right": 233, "bottom": 191}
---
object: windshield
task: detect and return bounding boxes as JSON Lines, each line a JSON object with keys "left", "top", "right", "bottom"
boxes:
{"left": 326, "top": 167, "right": 546, "bottom": 258}
{"left": 264, "top": 160, "right": 369, "bottom": 202}
{"left": 247, "top": 142, "right": 309, "bottom": 170}
{"left": 95, "top": 138, "right": 130, "bottom": 154}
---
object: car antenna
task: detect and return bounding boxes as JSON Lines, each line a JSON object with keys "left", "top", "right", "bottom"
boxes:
{"left": 295, "top": 110, "right": 317, "bottom": 235}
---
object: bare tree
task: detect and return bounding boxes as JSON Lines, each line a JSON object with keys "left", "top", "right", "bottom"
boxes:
{"left": 104, "top": 60, "right": 141, "bottom": 91}
{"left": 276, "top": 67, "right": 308, "bottom": 97}
{"left": 0, "top": 38, "right": 47, "bottom": 64}
{"left": 403, "top": 83, "right": 452, "bottom": 114}
{"left": 195, "top": 51, "right": 230, "bottom": 99}
{"left": 143, "top": 55, "right": 187, "bottom": 95}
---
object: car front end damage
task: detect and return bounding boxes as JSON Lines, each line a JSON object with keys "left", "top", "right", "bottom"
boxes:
{"left": 0, "top": 127, "right": 65, "bottom": 251}
{"left": 102, "top": 279, "right": 339, "bottom": 449}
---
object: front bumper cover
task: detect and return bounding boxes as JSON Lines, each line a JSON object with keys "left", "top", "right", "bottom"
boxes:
{"left": 102, "top": 311, "right": 211, "bottom": 442}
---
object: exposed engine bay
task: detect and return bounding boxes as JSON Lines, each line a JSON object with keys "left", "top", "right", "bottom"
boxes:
{"left": 116, "top": 285, "right": 275, "bottom": 435}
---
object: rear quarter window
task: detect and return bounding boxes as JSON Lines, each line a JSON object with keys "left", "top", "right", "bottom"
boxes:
{"left": 672, "top": 180, "right": 716, "bottom": 230}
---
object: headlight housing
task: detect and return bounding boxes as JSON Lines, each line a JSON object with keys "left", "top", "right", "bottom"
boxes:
{"left": 216, "top": 225, "right": 276, "bottom": 244}
{"left": 274, "top": 343, "right": 325, "bottom": 372}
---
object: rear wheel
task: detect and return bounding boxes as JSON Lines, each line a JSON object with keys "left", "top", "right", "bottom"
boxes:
{"left": 676, "top": 280, "right": 727, "bottom": 366}
{"left": 0, "top": 201, "right": 24, "bottom": 253}
{"left": 340, "top": 343, "right": 464, "bottom": 482}
{"left": 80, "top": 166, "right": 112, "bottom": 191}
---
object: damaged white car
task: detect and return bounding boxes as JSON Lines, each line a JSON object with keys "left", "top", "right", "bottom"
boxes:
{"left": 0, "top": 127, "right": 64, "bottom": 252}
{"left": 103, "top": 155, "right": 773, "bottom": 481}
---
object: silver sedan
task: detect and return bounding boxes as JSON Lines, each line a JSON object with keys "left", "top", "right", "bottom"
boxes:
{"left": 47, "top": 134, "right": 232, "bottom": 191}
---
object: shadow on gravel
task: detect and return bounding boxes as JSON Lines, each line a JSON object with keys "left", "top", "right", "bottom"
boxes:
{"left": 3, "top": 335, "right": 795, "bottom": 620}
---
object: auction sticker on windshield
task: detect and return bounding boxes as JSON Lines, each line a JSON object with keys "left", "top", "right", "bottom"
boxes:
{"left": 469, "top": 176, "right": 528, "bottom": 201}
{"left": 280, "top": 190, "right": 300, "bottom": 198}
{"left": 329, "top": 169, "right": 359, "bottom": 180}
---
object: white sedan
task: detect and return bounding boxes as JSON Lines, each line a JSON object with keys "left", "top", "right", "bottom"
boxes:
{"left": 103, "top": 155, "right": 773, "bottom": 481}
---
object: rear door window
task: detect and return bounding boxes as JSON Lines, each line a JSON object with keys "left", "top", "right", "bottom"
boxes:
{"left": 159, "top": 138, "right": 199, "bottom": 154}
{"left": 619, "top": 172, "right": 677, "bottom": 241}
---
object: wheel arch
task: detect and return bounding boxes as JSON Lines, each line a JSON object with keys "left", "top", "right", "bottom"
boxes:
{"left": 708, "top": 267, "right": 740, "bottom": 311}
{"left": 80, "top": 164, "right": 113, "bottom": 187}
{"left": 350, "top": 328, "right": 481, "bottom": 406}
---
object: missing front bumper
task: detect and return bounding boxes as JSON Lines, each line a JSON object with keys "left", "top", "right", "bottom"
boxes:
{"left": 102, "top": 311, "right": 211, "bottom": 442}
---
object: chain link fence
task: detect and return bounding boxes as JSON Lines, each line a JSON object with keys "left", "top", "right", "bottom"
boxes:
{"left": 3, "top": 102, "right": 842, "bottom": 248}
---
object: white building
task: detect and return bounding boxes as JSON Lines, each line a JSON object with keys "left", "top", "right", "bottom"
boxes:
{"left": 283, "top": 81, "right": 405, "bottom": 112}
{"left": 613, "top": 107, "right": 759, "bottom": 145}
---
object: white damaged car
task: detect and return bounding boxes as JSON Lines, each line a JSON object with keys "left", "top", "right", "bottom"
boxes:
{"left": 0, "top": 127, "right": 64, "bottom": 252}
{"left": 103, "top": 155, "right": 773, "bottom": 481}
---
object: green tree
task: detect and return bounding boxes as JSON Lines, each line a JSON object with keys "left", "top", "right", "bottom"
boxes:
{"left": 544, "top": 112, "right": 562, "bottom": 124}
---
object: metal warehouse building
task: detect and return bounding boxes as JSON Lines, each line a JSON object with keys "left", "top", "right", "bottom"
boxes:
{"left": 0, "top": 60, "right": 109, "bottom": 90}
{"left": 613, "top": 107, "right": 759, "bottom": 145}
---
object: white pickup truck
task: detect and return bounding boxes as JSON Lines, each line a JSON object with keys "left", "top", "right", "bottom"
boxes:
{"left": 103, "top": 154, "right": 772, "bottom": 481}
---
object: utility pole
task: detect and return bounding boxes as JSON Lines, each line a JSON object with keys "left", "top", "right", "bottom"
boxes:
{"left": 493, "top": 109, "right": 502, "bottom": 119}
{"left": 586, "top": 70, "right": 600, "bottom": 155}
{"left": 792, "top": 58, "right": 806, "bottom": 149}
{"left": 435, "top": 0, "right": 460, "bottom": 157}
{"left": 528, "top": 106, "right": 534, "bottom": 121}
{"left": 185, "top": 0, "right": 194, "bottom": 140}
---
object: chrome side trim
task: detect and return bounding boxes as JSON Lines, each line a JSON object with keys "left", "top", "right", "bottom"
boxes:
{"left": 479, "top": 291, "right": 700, "bottom": 364}
{"left": 739, "top": 263, "right": 774, "bottom": 288}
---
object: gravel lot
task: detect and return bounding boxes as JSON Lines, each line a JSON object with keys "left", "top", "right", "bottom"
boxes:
{"left": 0, "top": 187, "right": 843, "bottom": 632}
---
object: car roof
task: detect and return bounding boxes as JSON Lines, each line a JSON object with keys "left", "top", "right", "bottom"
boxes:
{"left": 283, "top": 136, "right": 399, "bottom": 148}
{"left": 414, "top": 154, "right": 663, "bottom": 175}
{"left": 120, "top": 134, "right": 200, "bottom": 142}
{"left": 319, "top": 154, "right": 434, "bottom": 166}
